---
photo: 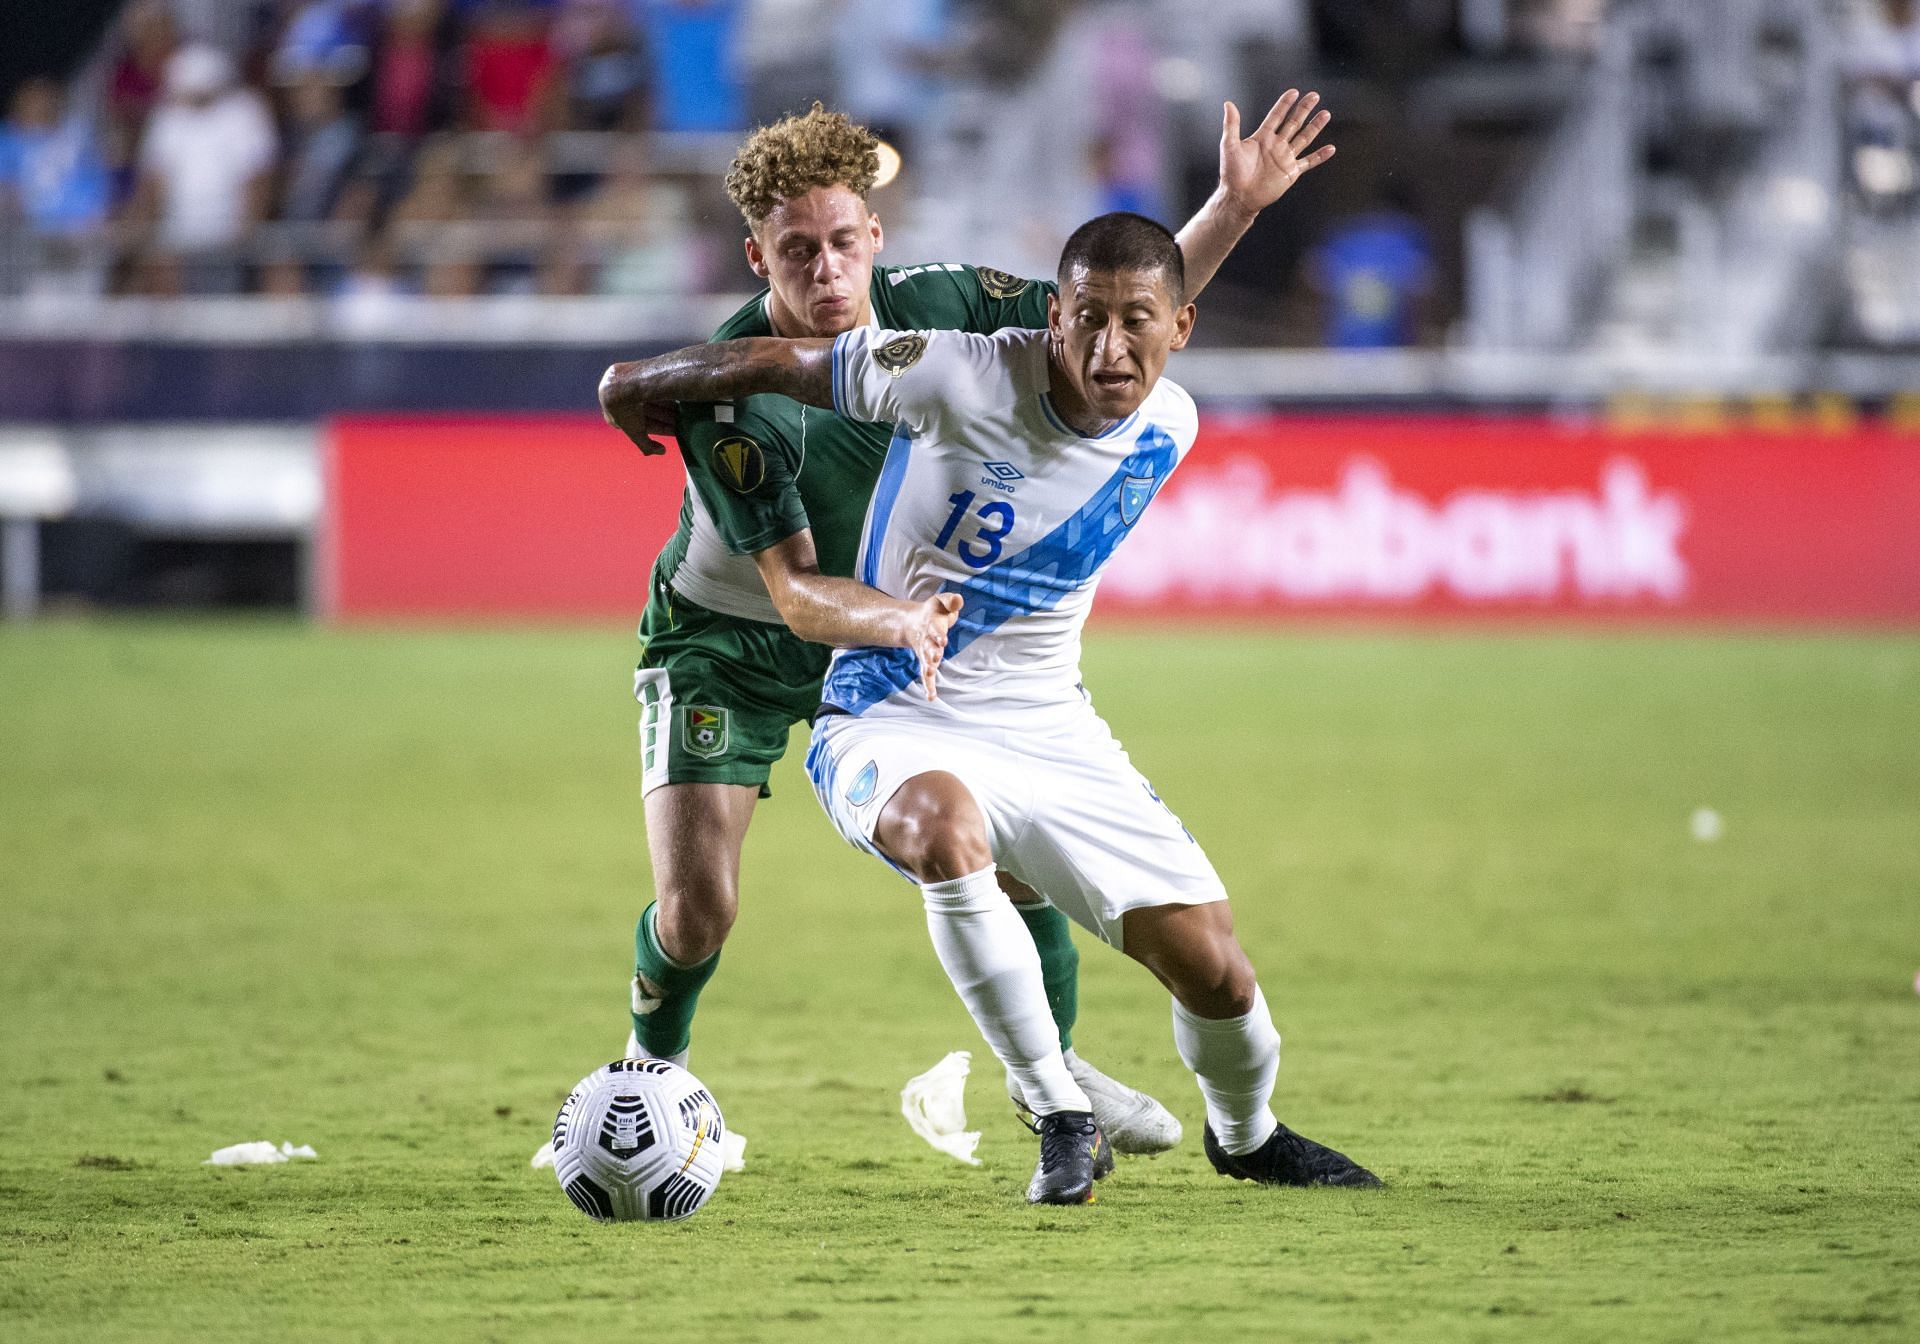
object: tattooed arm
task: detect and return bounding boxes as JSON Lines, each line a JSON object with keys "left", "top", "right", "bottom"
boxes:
{"left": 598, "top": 337, "right": 835, "bottom": 443}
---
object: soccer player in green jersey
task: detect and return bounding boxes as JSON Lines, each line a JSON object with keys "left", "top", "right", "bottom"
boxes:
{"left": 599, "top": 96, "right": 1334, "bottom": 1153}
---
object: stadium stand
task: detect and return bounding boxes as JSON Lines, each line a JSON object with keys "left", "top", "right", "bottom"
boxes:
{"left": 0, "top": 0, "right": 1606, "bottom": 341}
{"left": 1, "top": 0, "right": 1917, "bottom": 616}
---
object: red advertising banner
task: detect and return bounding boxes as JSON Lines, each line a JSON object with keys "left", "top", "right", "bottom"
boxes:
{"left": 1106, "top": 416, "right": 1920, "bottom": 622}
{"left": 324, "top": 414, "right": 1920, "bottom": 623}
{"left": 322, "top": 415, "right": 682, "bottom": 620}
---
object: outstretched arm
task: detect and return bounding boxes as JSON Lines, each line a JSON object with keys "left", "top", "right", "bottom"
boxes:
{"left": 1176, "top": 89, "right": 1335, "bottom": 301}
{"left": 754, "top": 531, "right": 962, "bottom": 701}
{"left": 598, "top": 337, "right": 836, "bottom": 450}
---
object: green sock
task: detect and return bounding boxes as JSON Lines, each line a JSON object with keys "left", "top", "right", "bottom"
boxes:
{"left": 1016, "top": 901, "right": 1078, "bottom": 1054}
{"left": 631, "top": 901, "right": 719, "bottom": 1059}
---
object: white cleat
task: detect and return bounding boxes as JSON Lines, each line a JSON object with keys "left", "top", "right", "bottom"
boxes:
{"left": 1008, "top": 1049, "right": 1182, "bottom": 1155}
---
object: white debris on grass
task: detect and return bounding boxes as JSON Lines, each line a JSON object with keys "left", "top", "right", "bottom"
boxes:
{"left": 900, "top": 1050, "right": 982, "bottom": 1166}
{"left": 1691, "top": 807, "right": 1724, "bottom": 842}
{"left": 204, "top": 1141, "right": 317, "bottom": 1166}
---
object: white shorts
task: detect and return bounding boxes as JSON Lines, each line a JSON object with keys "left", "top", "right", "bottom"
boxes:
{"left": 804, "top": 701, "right": 1227, "bottom": 949}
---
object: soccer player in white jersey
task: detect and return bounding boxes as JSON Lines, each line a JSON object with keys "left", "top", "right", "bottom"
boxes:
{"left": 599, "top": 213, "right": 1380, "bottom": 1204}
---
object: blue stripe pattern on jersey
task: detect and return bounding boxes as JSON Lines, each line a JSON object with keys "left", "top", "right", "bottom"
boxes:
{"left": 859, "top": 427, "right": 914, "bottom": 586}
{"left": 823, "top": 422, "right": 1180, "bottom": 714}
{"left": 804, "top": 727, "right": 838, "bottom": 808}
{"left": 829, "top": 331, "right": 850, "bottom": 415}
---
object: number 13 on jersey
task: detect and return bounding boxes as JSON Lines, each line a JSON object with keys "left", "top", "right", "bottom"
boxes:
{"left": 933, "top": 490, "right": 1017, "bottom": 568}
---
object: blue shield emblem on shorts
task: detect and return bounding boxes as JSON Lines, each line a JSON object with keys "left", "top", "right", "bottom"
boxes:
{"left": 1120, "top": 474, "right": 1154, "bottom": 526}
{"left": 846, "top": 761, "right": 879, "bottom": 807}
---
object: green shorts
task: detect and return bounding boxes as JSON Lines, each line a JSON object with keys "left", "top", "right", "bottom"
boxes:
{"left": 634, "top": 562, "right": 828, "bottom": 796}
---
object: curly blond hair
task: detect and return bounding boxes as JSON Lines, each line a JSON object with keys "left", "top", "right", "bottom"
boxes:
{"left": 724, "top": 103, "right": 880, "bottom": 230}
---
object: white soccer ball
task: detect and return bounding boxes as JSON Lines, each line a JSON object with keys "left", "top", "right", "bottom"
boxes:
{"left": 550, "top": 1058, "right": 727, "bottom": 1222}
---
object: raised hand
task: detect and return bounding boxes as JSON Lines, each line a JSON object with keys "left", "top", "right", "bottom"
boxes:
{"left": 1218, "top": 90, "right": 1335, "bottom": 216}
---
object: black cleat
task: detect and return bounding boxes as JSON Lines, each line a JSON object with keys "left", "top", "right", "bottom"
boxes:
{"left": 1025, "top": 1110, "right": 1115, "bottom": 1205}
{"left": 1203, "top": 1122, "right": 1383, "bottom": 1188}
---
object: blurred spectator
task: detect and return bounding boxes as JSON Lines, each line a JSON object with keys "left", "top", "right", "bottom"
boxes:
{"left": 0, "top": 79, "right": 112, "bottom": 238}
{"left": 132, "top": 45, "right": 278, "bottom": 253}
{"left": 830, "top": 0, "right": 948, "bottom": 155}
{"left": 1086, "top": 6, "right": 1166, "bottom": 223}
{"left": 1511, "top": 0, "right": 1607, "bottom": 56}
{"left": 106, "top": 1, "right": 180, "bottom": 168}
{"left": 276, "top": 73, "right": 363, "bottom": 220}
{"left": 552, "top": 0, "right": 651, "bottom": 130}
{"left": 926, "top": 0, "right": 1107, "bottom": 276}
{"left": 468, "top": 137, "right": 555, "bottom": 291}
{"left": 1090, "top": 136, "right": 1154, "bottom": 218}
{"left": 271, "top": 0, "right": 377, "bottom": 87}
{"left": 1307, "top": 191, "right": 1434, "bottom": 348}
{"left": 108, "top": 1, "right": 179, "bottom": 124}
{"left": 735, "top": 0, "right": 835, "bottom": 129}
{"left": 550, "top": 141, "right": 702, "bottom": 295}
{"left": 462, "top": 0, "right": 557, "bottom": 132}
{"left": 634, "top": 0, "right": 746, "bottom": 132}
{"left": 386, "top": 134, "right": 482, "bottom": 295}
{"left": 388, "top": 133, "right": 469, "bottom": 229}
{"left": 370, "top": 0, "right": 456, "bottom": 135}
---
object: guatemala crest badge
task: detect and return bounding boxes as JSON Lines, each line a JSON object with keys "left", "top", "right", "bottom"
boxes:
{"left": 1120, "top": 474, "right": 1155, "bottom": 526}
{"left": 682, "top": 706, "right": 730, "bottom": 759}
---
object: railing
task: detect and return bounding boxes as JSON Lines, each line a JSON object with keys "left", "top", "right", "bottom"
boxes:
{"left": 1464, "top": 15, "right": 1636, "bottom": 349}
{"left": 1467, "top": 0, "right": 1850, "bottom": 354}
{"left": 0, "top": 128, "right": 743, "bottom": 309}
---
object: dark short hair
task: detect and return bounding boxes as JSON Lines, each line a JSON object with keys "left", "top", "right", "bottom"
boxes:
{"left": 1056, "top": 212, "right": 1186, "bottom": 301}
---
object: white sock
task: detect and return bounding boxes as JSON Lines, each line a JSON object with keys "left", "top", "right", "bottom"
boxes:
{"left": 922, "top": 867, "right": 1090, "bottom": 1116}
{"left": 1171, "top": 985, "right": 1281, "bottom": 1156}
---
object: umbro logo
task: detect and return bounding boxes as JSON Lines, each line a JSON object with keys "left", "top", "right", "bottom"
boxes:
{"left": 983, "top": 461, "right": 1024, "bottom": 481}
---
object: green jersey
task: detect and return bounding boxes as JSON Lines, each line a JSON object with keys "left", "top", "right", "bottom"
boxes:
{"left": 634, "top": 261, "right": 1054, "bottom": 793}
{"left": 652, "top": 263, "right": 1055, "bottom": 623}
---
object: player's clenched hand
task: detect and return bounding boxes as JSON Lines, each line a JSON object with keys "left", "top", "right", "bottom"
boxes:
{"left": 635, "top": 401, "right": 677, "bottom": 453}
{"left": 909, "top": 592, "right": 964, "bottom": 701}
{"left": 597, "top": 361, "right": 675, "bottom": 455}
{"left": 1218, "top": 90, "right": 1335, "bottom": 216}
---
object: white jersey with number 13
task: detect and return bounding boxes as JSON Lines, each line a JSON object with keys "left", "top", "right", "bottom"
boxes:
{"left": 820, "top": 325, "right": 1199, "bottom": 725}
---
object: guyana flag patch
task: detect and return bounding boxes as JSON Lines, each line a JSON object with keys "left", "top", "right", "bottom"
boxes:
{"left": 682, "top": 705, "right": 730, "bottom": 759}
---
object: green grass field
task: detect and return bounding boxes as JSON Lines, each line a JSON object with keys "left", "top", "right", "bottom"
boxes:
{"left": 2, "top": 620, "right": 1916, "bottom": 1342}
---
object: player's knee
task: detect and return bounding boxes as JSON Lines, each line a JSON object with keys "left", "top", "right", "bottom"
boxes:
{"left": 877, "top": 775, "right": 991, "bottom": 883}
{"left": 655, "top": 878, "right": 738, "bottom": 964}
{"left": 1158, "top": 935, "right": 1257, "bottom": 1019}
